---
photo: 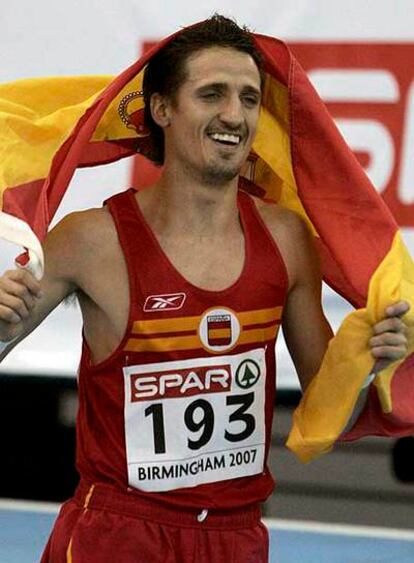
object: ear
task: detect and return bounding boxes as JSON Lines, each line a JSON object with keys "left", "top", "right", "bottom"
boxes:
{"left": 150, "top": 93, "right": 172, "bottom": 128}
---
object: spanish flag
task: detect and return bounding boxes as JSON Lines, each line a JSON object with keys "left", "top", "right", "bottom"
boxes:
{"left": 0, "top": 23, "right": 413, "bottom": 462}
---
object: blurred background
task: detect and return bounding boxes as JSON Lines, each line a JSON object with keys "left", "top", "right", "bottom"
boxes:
{"left": 1, "top": 0, "right": 413, "bottom": 531}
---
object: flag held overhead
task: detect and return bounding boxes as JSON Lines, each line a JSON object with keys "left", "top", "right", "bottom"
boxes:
{"left": 0, "top": 21, "right": 412, "bottom": 461}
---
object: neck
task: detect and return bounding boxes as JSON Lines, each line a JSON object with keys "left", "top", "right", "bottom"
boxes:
{"left": 140, "top": 164, "right": 241, "bottom": 238}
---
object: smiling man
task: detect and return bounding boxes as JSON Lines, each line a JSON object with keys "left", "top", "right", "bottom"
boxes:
{"left": 0, "top": 14, "right": 410, "bottom": 563}
{"left": 150, "top": 46, "right": 261, "bottom": 185}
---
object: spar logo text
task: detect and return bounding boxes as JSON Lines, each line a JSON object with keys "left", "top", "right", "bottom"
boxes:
{"left": 130, "top": 365, "right": 231, "bottom": 402}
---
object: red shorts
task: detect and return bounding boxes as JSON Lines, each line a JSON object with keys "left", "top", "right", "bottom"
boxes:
{"left": 41, "top": 480, "right": 269, "bottom": 562}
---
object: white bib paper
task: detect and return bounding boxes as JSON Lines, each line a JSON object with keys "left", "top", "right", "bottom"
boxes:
{"left": 123, "top": 348, "right": 266, "bottom": 492}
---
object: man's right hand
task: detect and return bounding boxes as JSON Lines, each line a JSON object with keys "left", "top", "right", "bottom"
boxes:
{"left": 0, "top": 212, "right": 84, "bottom": 360}
{"left": 0, "top": 268, "right": 43, "bottom": 342}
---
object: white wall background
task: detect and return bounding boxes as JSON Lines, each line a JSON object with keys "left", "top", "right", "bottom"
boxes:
{"left": 0, "top": 0, "right": 413, "bottom": 382}
{"left": 2, "top": 0, "right": 414, "bottom": 83}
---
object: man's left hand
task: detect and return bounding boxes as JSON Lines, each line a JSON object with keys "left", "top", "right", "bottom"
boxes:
{"left": 369, "top": 300, "right": 410, "bottom": 373}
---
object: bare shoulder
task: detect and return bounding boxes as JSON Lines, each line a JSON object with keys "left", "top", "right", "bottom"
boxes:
{"left": 252, "top": 197, "right": 318, "bottom": 289}
{"left": 252, "top": 197, "right": 313, "bottom": 254}
{"left": 50, "top": 206, "right": 114, "bottom": 244}
{"left": 253, "top": 197, "right": 309, "bottom": 240}
{"left": 43, "top": 205, "right": 117, "bottom": 286}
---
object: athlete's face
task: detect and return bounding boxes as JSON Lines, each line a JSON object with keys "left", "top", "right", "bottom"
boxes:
{"left": 158, "top": 47, "right": 262, "bottom": 186}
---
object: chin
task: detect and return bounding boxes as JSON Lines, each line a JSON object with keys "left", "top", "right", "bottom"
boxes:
{"left": 200, "top": 165, "right": 241, "bottom": 186}
{"left": 200, "top": 155, "right": 245, "bottom": 186}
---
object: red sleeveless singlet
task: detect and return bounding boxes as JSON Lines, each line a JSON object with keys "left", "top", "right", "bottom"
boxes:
{"left": 75, "top": 187, "right": 288, "bottom": 510}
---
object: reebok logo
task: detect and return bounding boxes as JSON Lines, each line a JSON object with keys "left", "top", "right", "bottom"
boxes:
{"left": 144, "top": 293, "right": 186, "bottom": 312}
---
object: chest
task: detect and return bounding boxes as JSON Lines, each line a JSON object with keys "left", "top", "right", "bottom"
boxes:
{"left": 78, "top": 229, "right": 246, "bottom": 357}
{"left": 155, "top": 232, "right": 246, "bottom": 291}
{"left": 78, "top": 193, "right": 290, "bottom": 366}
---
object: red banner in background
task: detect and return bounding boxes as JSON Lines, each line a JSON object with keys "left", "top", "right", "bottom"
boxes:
{"left": 131, "top": 41, "right": 414, "bottom": 227}
{"left": 289, "top": 43, "right": 414, "bottom": 227}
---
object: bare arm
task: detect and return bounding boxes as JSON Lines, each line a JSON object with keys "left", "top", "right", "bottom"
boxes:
{"left": 0, "top": 214, "right": 81, "bottom": 361}
{"left": 258, "top": 197, "right": 410, "bottom": 398}
{"left": 278, "top": 215, "right": 333, "bottom": 391}
{"left": 277, "top": 214, "right": 409, "bottom": 393}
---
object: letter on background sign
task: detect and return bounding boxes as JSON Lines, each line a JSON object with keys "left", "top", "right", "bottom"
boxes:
{"left": 399, "top": 82, "right": 414, "bottom": 204}
{"left": 309, "top": 69, "right": 398, "bottom": 195}
{"left": 287, "top": 42, "right": 414, "bottom": 228}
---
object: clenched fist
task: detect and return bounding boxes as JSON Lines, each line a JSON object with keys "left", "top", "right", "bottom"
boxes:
{"left": 0, "top": 268, "right": 43, "bottom": 342}
{"left": 370, "top": 300, "right": 411, "bottom": 373}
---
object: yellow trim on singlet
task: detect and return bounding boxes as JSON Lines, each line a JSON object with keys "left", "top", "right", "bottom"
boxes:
{"left": 238, "top": 325, "right": 280, "bottom": 345}
{"left": 124, "top": 320, "right": 281, "bottom": 353}
{"left": 133, "top": 314, "right": 200, "bottom": 334}
{"left": 237, "top": 305, "right": 283, "bottom": 326}
{"left": 125, "top": 334, "right": 199, "bottom": 353}
{"left": 131, "top": 306, "right": 283, "bottom": 335}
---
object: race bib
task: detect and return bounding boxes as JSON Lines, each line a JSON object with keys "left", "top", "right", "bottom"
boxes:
{"left": 123, "top": 348, "right": 266, "bottom": 492}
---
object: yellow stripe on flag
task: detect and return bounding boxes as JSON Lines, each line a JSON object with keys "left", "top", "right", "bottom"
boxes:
{"left": 0, "top": 73, "right": 146, "bottom": 204}
{"left": 371, "top": 232, "right": 414, "bottom": 413}
{"left": 0, "top": 76, "right": 111, "bottom": 198}
{"left": 287, "top": 231, "right": 414, "bottom": 462}
{"left": 252, "top": 75, "right": 317, "bottom": 235}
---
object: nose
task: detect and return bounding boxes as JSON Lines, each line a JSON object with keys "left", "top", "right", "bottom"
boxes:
{"left": 218, "top": 94, "right": 244, "bottom": 129}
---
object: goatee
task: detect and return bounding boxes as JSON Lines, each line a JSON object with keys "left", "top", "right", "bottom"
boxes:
{"left": 200, "top": 163, "right": 241, "bottom": 186}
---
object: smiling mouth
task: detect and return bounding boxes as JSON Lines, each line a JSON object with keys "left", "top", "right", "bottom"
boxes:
{"left": 207, "top": 132, "right": 242, "bottom": 146}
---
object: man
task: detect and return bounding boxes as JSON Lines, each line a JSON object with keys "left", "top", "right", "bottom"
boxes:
{"left": 0, "top": 15, "right": 409, "bottom": 563}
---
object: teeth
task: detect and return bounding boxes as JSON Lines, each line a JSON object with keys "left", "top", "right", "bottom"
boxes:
{"left": 209, "top": 133, "right": 241, "bottom": 145}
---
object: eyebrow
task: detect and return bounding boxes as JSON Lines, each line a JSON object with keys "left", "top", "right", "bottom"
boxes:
{"left": 242, "top": 85, "right": 262, "bottom": 97}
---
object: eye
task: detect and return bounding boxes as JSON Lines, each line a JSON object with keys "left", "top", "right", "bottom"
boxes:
{"left": 241, "top": 95, "right": 260, "bottom": 108}
{"left": 200, "top": 91, "right": 220, "bottom": 101}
